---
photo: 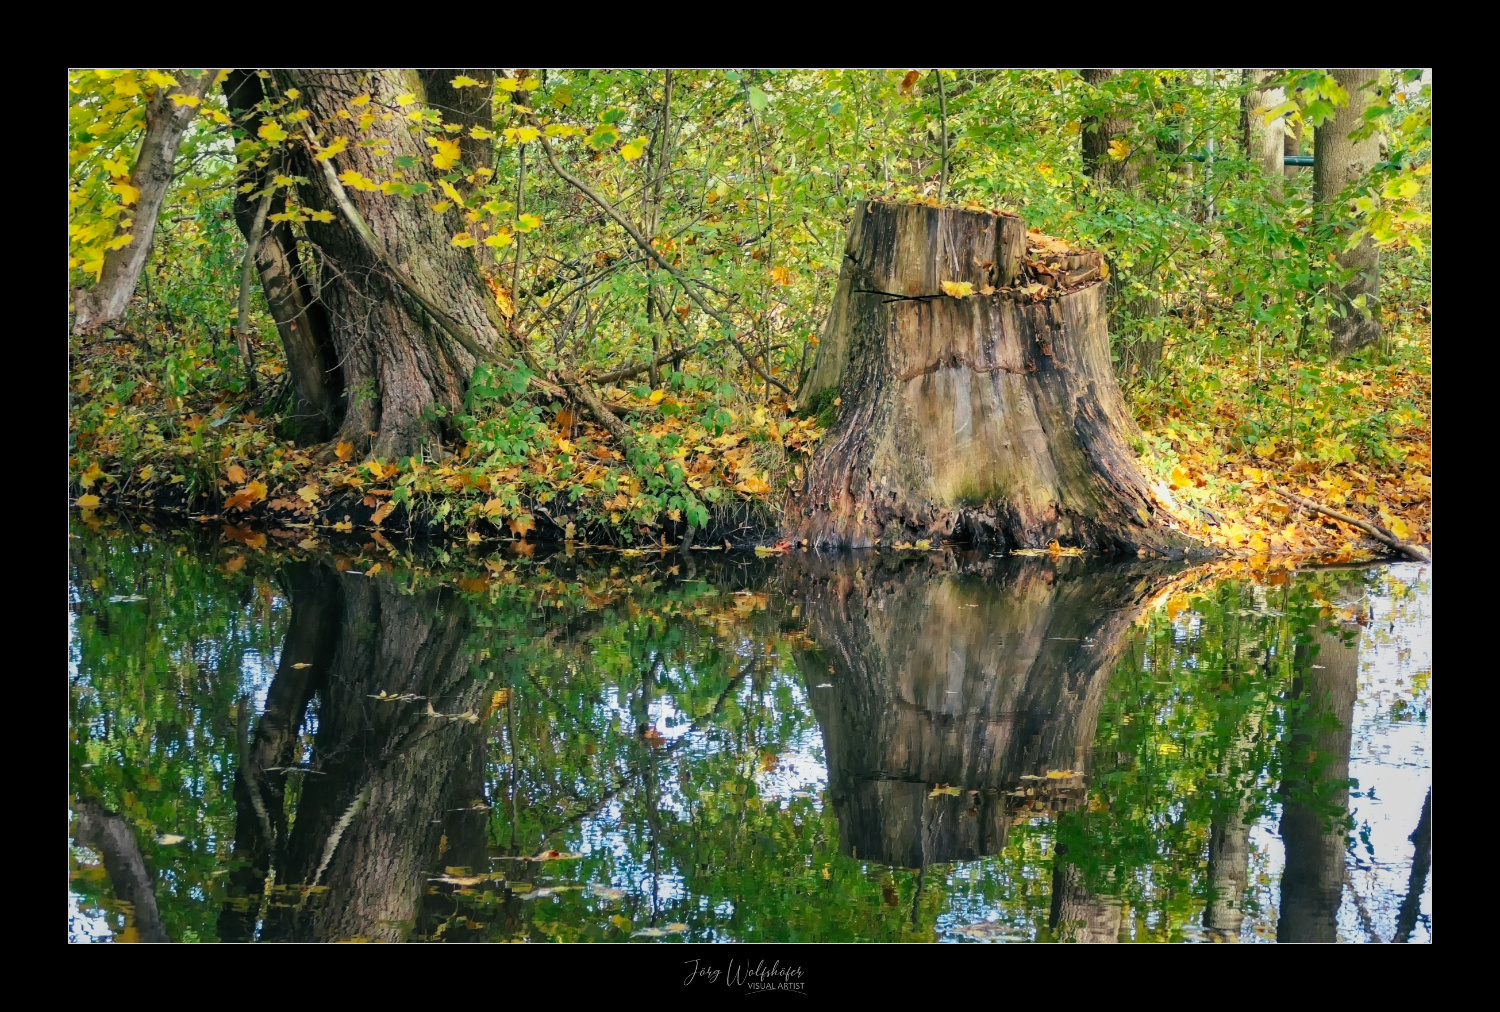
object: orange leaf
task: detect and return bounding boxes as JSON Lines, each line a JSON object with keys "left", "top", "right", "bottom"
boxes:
{"left": 370, "top": 501, "right": 396, "bottom": 526}
{"left": 226, "top": 464, "right": 246, "bottom": 484}
{"left": 335, "top": 441, "right": 354, "bottom": 462}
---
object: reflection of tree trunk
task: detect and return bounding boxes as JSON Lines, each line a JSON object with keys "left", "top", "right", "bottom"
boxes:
{"left": 237, "top": 568, "right": 486, "bottom": 942}
{"left": 1050, "top": 844, "right": 1121, "bottom": 943}
{"left": 217, "top": 563, "right": 339, "bottom": 942}
{"left": 1392, "top": 787, "right": 1431, "bottom": 943}
{"left": 796, "top": 553, "right": 1180, "bottom": 868}
{"left": 1277, "top": 613, "right": 1360, "bottom": 942}
{"left": 73, "top": 798, "right": 170, "bottom": 943}
{"left": 1204, "top": 800, "right": 1253, "bottom": 940}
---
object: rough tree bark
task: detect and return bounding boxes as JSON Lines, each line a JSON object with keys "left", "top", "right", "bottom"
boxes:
{"left": 1315, "top": 69, "right": 1384, "bottom": 356}
{"left": 243, "top": 566, "right": 488, "bottom": 942}
{"left": 279, "top": 69, "right": 505, "bottom": 459}
{"left": 71, "top": 70, "right": 220, "bottom": 336}
{"left": 222, "top": 71, "right": 344, "bottom": 441}
{"left": 1242, "top": 69, "right": 1286, "bottom": 198}
{"left": 794, "top": 551, "right": 1180, "bottom": 868}
{"left": 790, "top": 199, "right": 1202, "bottom": 557}
{"left": 1277, "top": 605, "right": 1360, "bottom": 942}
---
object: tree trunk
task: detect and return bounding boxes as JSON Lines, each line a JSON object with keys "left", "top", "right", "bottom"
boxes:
{"left": 1284, "top": 115, "right": 1305, "bottom": 178}
{"left": 71, "top": 70, "right": 219, "bottom": 336}
{"left": 1050, "top": 846, "right": 1123, "bottom": 943}
{"left": 1277, "top": 610, "right": 1360, "bottom": 943}
{"left": 280, "top": 70, "right": 504, "bottom": 459}
{"left": 1080, "top": 69, "right": 1142, "bottom": 190}
{"left": 256, "top": 569, "right": 487, "bottom": 942}
{"left": 222, "top": 71, "right": 343, "bottom": 442}
{"left": 216, "top": 563, "right": 339, "bottom": 942}
{"left": 790, "top": 199, "right": 1201, "bottom": 557}
{"left": 795, "top": 551, "right": 1180, "bottom": 867}
{"left": 1242, "top": 69, "right": 1286, "bottom": 198}
{"left": 1315, "top": 69, "right": 1383, "bottom": 356}
{"left": 73, "top": 798, "right": 171, "bottom": 943}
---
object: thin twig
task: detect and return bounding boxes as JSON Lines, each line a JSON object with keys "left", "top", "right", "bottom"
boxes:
{"left": 1269, "top": 486, "right": 1430, "bottom": 562}
{"left": 533, "top": 130, "right": 791, "bottom": 396}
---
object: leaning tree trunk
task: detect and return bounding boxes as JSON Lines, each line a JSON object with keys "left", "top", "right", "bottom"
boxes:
{"left": 222, "top": 71, "right": 343, "bottom": 443}
{"left": 279, "top": 69, "right": 503, "bottom": 460}
{"left": 1315, "top": 69, "right": 1384, "bottom": 356}
{"left": 790, "top": 199, "right": 1201, "bottom": 557}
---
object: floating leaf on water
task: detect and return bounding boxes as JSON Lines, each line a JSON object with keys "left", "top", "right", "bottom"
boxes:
{"left": 1045, "top": 769, "right": 1080, "bottom": 779}
{"left": 928, "top": 784, "right": 962, "bottom": 798}
{"left": 155, "top": 834, "right": 186, "bottom": 845}
{"left": 292, "top": 662, "right": 312, "bottom": 669}
{"left": 107, "top": 594, "right": 146, "bottom": 603}
{"left": 590, "top": 885, "right": 627, "bottom": 902}
{"left": 631, "top": 923, "right": 688, "bottom": 938}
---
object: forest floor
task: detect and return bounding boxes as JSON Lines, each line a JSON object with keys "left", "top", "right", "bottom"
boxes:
{"left": 68, "top": 320, "right": 1431, "bottom": 566}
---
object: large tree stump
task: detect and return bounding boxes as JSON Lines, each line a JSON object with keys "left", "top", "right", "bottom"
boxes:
{"left": 791, "top": 199, "right": 1202, "bottom": 557}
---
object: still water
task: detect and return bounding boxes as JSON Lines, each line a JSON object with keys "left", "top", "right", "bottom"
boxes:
{"left": 68, "top": 523, "right": 1430, "bottom": 942}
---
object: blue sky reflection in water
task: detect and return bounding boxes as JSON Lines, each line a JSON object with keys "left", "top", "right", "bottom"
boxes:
{"left": 67, "top": 524, "right": 1430, "bottom": 943}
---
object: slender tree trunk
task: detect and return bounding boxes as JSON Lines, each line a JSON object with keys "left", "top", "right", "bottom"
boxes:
{"left": 71, "top": 70, "right": 220, "bottom": 336}
{"left": 1392, "top": 787, "right": 1431, "bottom": 942}
{"left": 1315, "top": 69, "right": 1384, "bottom": 356}
{"left": 279, "top": 70, "right": 504, "bottom": 459}
{"left": 223, "top": 71, "right": 343, "bottom": 442}
{"left": 1277, "top": 609, "right": 1360, "bottom": 942}
{"left": 73, "top": 798, "right": 171, "bottom": 943}
{"left": 1284, "top": 115, "right": 1304, "bottom": 178}
{"left": 1080, "top": 69, "right": 1162, "bottom": 381}
{"left": 790, "top": 200, "right": 1202, "bottom": 557}
{"left": 1242, "top": 69, "right": 1286, "bottom": 198}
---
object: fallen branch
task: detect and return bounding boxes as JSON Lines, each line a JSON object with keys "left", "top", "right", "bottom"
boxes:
{"left": 1270, "top": 486, "right": 1431, "bottom": 562}
{"left": 587, "top": 341, "right": 701, "bottom": 385}
{"left": 533, "top": 131, "right": 792, "bottom": 396}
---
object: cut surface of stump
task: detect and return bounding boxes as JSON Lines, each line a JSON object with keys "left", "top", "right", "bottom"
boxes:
{"left": 791, "top": 198, "right": 1203, "bottom": 557}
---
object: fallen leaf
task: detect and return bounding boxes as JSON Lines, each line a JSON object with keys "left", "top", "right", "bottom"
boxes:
{"left": 227, "top": 464, "right": 246, "bottom": 483}
{"left": 929, "top": 784, "right": 962, "bottom": 798}
{"left": 940, "top": 280, "right": 975, "bottom": 298}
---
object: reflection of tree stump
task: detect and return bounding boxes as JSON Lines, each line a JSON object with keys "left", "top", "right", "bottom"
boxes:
{"left": 791, "top": 199, "right": 1201, "bottom": 556}
{"left": 794, "top": 553, "right": 1179, "bottom": 867}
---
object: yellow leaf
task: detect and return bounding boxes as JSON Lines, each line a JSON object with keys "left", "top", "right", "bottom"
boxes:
{"left": 427, "top": 137, "right": 462, "bottom": 169}
{"left": 516, "top": 213, "right": 541, "bottom": 232}
{"left": 648, "top": 389, "right": 666, "bottom": 404}
{"left": 769, "top": 266, "right": 791, "bottom": 286}
{"left": 102, "top": 234, "right": 135, "bottom": 252}
{"left": 349, "top": 93, "right": 370, "bottom": 107}
{"left": 396, "top": 92, "right": 416, "bottom": 106}
{"left": 338, "top": 170, "right": 380, "bottom": 192}
{"left": 928, "top": 784, "right": 962, "bottom": 798}
{"left": 450, "top": 232, "right": 478, "bottom": 248}
{"left": 309, "top": 209, "right": 335, "bottom": 223}
{"left": 1108, "top": 137, "right": 1130, "bottom": 161}
{"left": 111, "top": 182, "right": 141, "bottom": 206}
{"left": 170, "top": 93, "right": 201, "bottom": 108}
{"left": 940, "top": 280, "right": 974, "bottom": 298}
{"left": 620, "top": 135, "right": 649, "bottom": 161}
{"left": 484, "top": 230, "right": 514, "bottom": 249}
{"left": 76, "top": 494, "right": 101, "bottom": 508}
{"left": 146, "top": 71, "right": 178, "bottom": 89}
{"left": 333, "top": 521, "right": 354, "bottom": 532}
{"left": 80, "top": 462, "right": 106, "bottom": 488}
{"left": 257, "top": 121, "right": 288, "bottom": 143}
{"left": 1169, "top": 464, "right": 1192, "bottom": 489}
{"left": 314, "top": 135, "right": 348, "bottom": 162}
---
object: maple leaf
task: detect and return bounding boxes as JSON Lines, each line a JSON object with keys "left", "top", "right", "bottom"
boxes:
{"left": 507, "top": 513, "right": 535, "bottom": 537}
{"left": 940, "top": 280, "right": 975, "bottom": 298}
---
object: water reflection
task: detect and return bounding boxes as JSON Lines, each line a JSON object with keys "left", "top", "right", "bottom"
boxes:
{"left": 68, "top": 526, "right": 1431, "bottom": 942}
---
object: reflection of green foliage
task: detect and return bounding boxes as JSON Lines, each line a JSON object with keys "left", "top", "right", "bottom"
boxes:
{"left": 69, "top": 522, "right": 288, "bottom": 942}
{"left": 70, "top": 522, "right": 1402, "bottom": 944}
{"left": 1053, "top": 569, "right": 1368, "bottom": 940}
